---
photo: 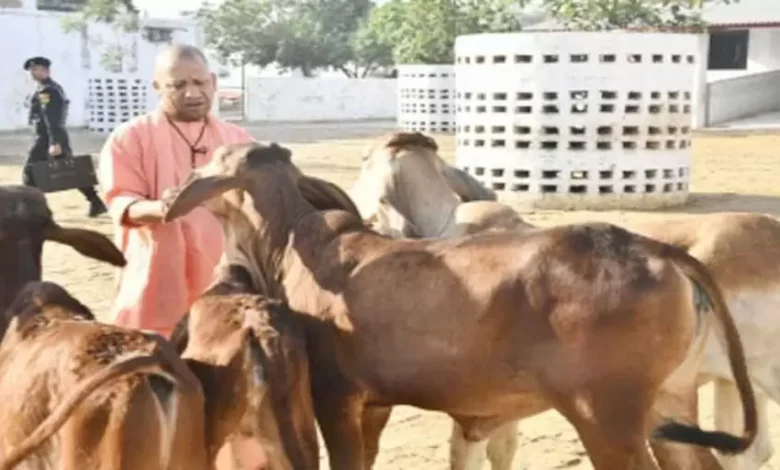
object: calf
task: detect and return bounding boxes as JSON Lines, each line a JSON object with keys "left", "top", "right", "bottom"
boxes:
{"left": 0, "top": 281, "right": 210, "bottom": 470}
{"left": 171, "top": 262, "right": 319, "bottom": 470}
{"left": 0, "top": 185, "right": 124, "bottom": 335}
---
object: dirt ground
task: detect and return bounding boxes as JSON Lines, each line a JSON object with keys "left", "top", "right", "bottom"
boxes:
{"left": 3, "top": 121, "right": 780, "bottom": 469}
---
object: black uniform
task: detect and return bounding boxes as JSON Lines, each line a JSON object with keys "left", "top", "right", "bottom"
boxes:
{"left": 23, "top": 77, "right": 99, "bottom": 202}
{"left": 22, "top": 57, "right": 104, "bottom": 215}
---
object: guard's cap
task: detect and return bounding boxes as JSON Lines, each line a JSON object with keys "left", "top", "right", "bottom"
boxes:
{"left": 23, "top": 56, "right": 51, "bottom": 71}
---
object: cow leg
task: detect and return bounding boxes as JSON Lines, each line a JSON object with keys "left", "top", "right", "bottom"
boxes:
{"left": 571, "top": 420, "right": 658, "bottom": 469}
{"left": 361, "top": 405, "right": 392, "bottom": 469}
{"left": 648, "top": 324, "right": 721, "bottom": 470}
{"left": 450, "top": 417, "right": 520, "bottom": 470}
{"left": 308, "top": 336, "right": 365, "bottom": 470}
{"left": 712, "top": 378, "right": 772, "bottom": 470}
{"left": 449, "top": 422, "right": 488, "bottom": 470}
{"left": 648, "top": 390, "right": 722, "bottom": 469}
{"left": 312, "top": 391, "right": 365, "bottom": 470}
{"left": 568, "top": 417, "right": 658, "bottom": 470}
{"left": 545, "top": 380, "right": 660, "bottom": 470}
{"left": 485, "top": 421, "right": 518, "bottom": 470}
{"left": 568, "top": 412, "right": 659, "bottom": 470}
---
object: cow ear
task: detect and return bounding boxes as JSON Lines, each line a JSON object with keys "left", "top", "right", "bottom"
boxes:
{"left": 169, "top": 312, "right": 190, "bottom": 355}
{"left": 297, "top": 176, "right": 361, "bottom": 217}
{"left": 6, "top": 316, "right": 19, "bottom": 333}
{"left": 164, "top": 175, "right": 239, "bottom": 222}
{"left": 440, "top": 165, "right": 497, "bottom": 202}
{"left": 45, "top": 222, "right": 126, "bottom": 267}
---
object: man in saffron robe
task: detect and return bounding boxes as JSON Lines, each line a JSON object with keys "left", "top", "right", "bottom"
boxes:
{"left": 100, "top": 44, "right": 250, "bottom": 337}
{"left": 99, "top": 45, "right": 267, "bottom": 469}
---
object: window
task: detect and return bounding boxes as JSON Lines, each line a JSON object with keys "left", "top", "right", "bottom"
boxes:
{"left": 0, "top": 0, "right": 23, "bottom": 8}
{"left": 37, "top": 0, "right": 87, "bottom": 12}
{"left": 708, "top": 30, "right": 749, "bottom": 70}
{"left": 143, "top": 27, "right": 175, "bottom": 44}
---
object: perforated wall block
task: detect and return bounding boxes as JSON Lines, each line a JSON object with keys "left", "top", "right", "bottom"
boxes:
{"left": 87, "top": 76, "right": 148, "bottom": 134}
{"left": 454, "top": 32, "right": 698, "bottom": 210}
{"left": 397, "top": 64, "right": 456, "bottom": 134}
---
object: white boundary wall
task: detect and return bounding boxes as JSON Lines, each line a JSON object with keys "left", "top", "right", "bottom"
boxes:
{"left": 397, "top": 64, "right": 455, "bottom": 133}
{"left": 244, "top": 77, "right": 397, "bottom": 122}
{"left": 707, "top": 69, "right": 780, "bottom": 126}
{"left": 455, "top": 31, "right": 700, "bottom": 210}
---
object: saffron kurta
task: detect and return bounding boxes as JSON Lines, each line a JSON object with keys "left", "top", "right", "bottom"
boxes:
{"left": 99, "top": 110, "right": 253, "bottom": 337}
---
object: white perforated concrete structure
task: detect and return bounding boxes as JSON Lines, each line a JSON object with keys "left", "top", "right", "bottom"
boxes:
{"left": 397, "top": 64, "right": 456, "bottom": 133}
{"left": 454, "top": 32, "right": 699, "bottom": 210}
{"left": 87, "top": 75, "right": 148, "bottom": 134}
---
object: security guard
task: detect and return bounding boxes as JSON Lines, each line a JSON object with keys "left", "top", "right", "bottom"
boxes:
{"left": 23, "top": 56, "right": 107, "bottom": 217}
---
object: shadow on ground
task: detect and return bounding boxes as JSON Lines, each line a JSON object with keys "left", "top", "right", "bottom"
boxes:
{"left": 663, "top": 193, "right": 780, "bottom": 216}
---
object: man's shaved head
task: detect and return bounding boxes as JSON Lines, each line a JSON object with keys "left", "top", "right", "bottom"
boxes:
{"left": 152, "top": 44, "right": 215, "bottom": 122}
{"left": 154, "top": 44, "right": 209, "bottom": 78}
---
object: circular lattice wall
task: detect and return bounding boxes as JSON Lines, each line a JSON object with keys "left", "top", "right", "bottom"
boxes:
{"left": 87, "top": 76, "right": 148, "bottom": 133}
{"left": 454, "top": 32, "right": 699, "bottom": 210}
{"left": 397, "top": 65, "right": 455, "bottom": 133}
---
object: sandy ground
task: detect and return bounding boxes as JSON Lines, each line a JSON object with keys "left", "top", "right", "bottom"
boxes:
{"left": 3, "top": 121, "right": 780, "bottom": 469}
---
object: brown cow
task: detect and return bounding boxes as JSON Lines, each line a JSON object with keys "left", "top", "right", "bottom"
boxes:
{"left": 351, "top": 131, "right": 777, "bottom": 469}
{"left": 0, "top": 281, "right": 210, "bottom": 470}
{"left": 161, "top": 141, "right": 756, "bottom": 470}
{"left": 0, "top": 185, "right": 125, "bottom": 335}
{"left": 170, "top": 262, "right": 319, "bottom": 470}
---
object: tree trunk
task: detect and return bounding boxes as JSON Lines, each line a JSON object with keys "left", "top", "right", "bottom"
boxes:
{"left": 336, "top": 66, "right": 357, "bottom": 78}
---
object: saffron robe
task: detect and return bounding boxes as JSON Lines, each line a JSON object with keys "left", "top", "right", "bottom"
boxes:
{"left": 99, "top": 110, "right": 254, "bottom": 337}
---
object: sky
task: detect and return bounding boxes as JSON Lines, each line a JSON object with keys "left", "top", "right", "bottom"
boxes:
{"left": 129, "top": 0, "right": 390, "bottom": 82}
{"left": 133, "top": 0, "right": 214, "bottom": 17}
{"left": 133, "top": 0, "right": 387, "bottom": 18}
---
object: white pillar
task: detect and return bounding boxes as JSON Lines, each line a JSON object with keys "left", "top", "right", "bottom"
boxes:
{"left": 454, "top": 31, "right": 700, "bottom": 210}
{"left": 397, "top": 64, "right": 456, "bottom": 133}
{"left": 691, "top": 32, "right": 710, "bottom": 129}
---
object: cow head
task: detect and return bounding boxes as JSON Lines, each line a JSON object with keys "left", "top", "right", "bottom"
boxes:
{"left": 0, "top": 185, "right": 125, "bottom": 334}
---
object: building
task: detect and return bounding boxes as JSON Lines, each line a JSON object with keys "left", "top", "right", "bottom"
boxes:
{"left": 517, "top": 0, "right": 780, "bottom": 127}
{"left": 702, "top": 0, "right": 780, "bottom": 126}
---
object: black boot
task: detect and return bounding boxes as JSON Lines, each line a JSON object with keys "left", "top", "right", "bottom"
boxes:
{"left": 88, "top": 197, "right": 108, "bottom": 218}
{"left": 80, "top": 187, "right": 107, "bottom": 218}
{"left": 21, "top": 165, "right": 36, "bottom": 187}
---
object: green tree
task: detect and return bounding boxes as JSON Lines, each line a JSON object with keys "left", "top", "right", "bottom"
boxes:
{"left": 60, "top": 0, "right": 139, "bottom": 72}
{"left": 350, "top": 0, "right": 404, "bottom": 74}
{"left": 353, "top": 0, "right": 521, "bottom": 65}
{"left": 199, "top": 0, "right": 373, "bottom": 77}
{"left": 539, "top": 0, "right": 741, "bottom": 31}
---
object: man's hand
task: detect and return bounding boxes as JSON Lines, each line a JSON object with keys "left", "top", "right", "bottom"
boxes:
{"left": 48, "top": 144, "right": 62, "bottom": 157}
{"left": 160, "top": 188, "right": 179, "bottom": 211}
{"left": 121, "top": 188, "right": 183, "bottom": 227}
{"left": 124, "top": 200, "right": 168, "bottom": 226}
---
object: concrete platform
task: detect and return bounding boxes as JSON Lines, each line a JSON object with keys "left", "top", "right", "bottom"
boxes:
{"left": 706, "top": 110, "right": 780, "bottom": 132}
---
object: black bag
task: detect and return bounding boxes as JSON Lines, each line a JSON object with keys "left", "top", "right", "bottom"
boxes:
{"left": 30, "top": 154, "right": 98, "bottom": 193}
